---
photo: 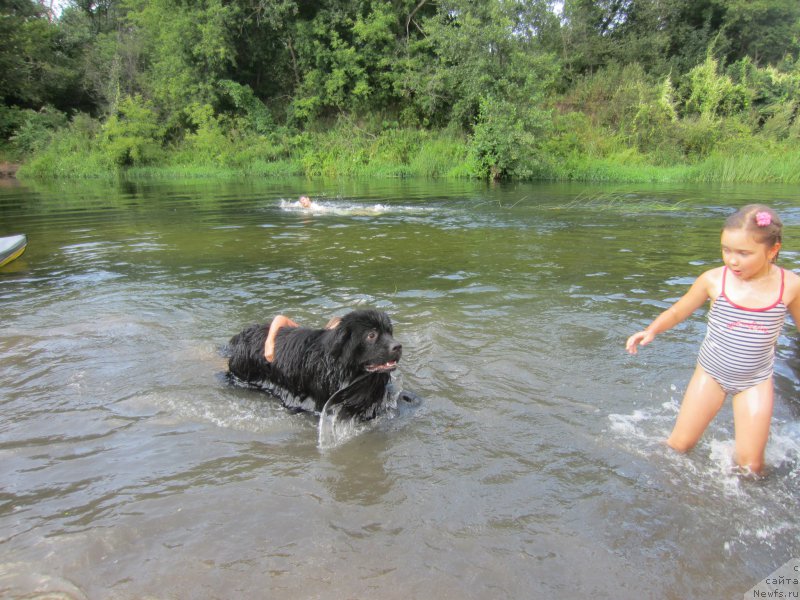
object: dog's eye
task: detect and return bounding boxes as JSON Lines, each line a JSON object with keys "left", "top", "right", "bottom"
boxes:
{"left": 366, "top": 330, "right": 378, "bottom": 342}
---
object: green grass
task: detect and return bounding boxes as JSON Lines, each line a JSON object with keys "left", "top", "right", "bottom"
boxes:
{"left": 688, "top": 151, "right": 800, "bottom": 183}
{"left": 547, "top": 157, "right": 691, "bottom": 183}
{"left": 15, "top": 117, "right": 800, "bottom": 185}
{"left": 551, "top": 190, "right": 689, "bottom": 211}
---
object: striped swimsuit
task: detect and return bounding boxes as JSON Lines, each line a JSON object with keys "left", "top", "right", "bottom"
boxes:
{"left": 697, "top": 267, "right": 786, "bottom": 396}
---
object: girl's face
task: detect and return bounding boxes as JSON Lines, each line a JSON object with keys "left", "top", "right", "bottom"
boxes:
{"left": 720, "top": 228, "right": 780, "bottom": 280}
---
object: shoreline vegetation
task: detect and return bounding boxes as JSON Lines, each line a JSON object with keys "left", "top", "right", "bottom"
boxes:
{"left": 19, "top": 154, "right": 800, "bottom": 186}
{"left": 15, "top": 125, "right": 800, "bottom": 184}
{"left": 2, "top": 2, "right": 799, "bottom": 185}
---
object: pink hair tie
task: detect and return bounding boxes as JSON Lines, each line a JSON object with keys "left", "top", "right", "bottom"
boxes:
{"left": 756, "top": 211, "right": 772, "bottom": 227}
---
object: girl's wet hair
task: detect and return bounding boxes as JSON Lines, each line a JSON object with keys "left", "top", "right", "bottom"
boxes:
{"left": 724, "top": 204, "right": 782, "bottom": 251}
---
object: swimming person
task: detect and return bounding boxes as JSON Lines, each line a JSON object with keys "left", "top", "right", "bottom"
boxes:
{"left": 625, "top": 204, "right": 800, "bottom": 474}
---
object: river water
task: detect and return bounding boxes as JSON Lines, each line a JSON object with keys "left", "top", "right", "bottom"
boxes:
{"left": 1, "top": 177, "right": 798, "bottom": 599}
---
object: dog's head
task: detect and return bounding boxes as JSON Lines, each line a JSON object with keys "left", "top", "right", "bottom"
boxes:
{"left": 330, "top": 310, "right": 402, "bottom": 374}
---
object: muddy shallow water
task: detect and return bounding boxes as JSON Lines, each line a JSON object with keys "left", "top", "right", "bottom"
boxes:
{"left": 1, "top": 178, "right": 799, "bottom": 599}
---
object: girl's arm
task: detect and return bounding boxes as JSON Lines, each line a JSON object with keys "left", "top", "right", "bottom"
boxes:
{"left": 264, "top": 315, "right": 300, "bottom": 362}
{"left": 626, "top": 271, "right": 715, "bottom": 354}
{"left": 783, "top": 270, "right": 800, "bottom": 332}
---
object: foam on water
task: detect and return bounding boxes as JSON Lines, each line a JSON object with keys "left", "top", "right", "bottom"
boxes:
{"left": 608, "top": 393, "right": 680, "bottom": 455}
{"left": 608, "top": 392, "right": 800, "bottom": 555}
{"left": 0, "top": 563, "right": 88, "bottom": 600}
{"left": 316, "top": 399, "right": 413, "bottom": 450}
{"left": 148, "top": 369, "right": 419, "bottom": 448}
{"left": 145, "top": 390, "right": 307, "bottom": 434}
{"left": 279, "top": 198, "right": 433, "bottom": 216}
{"left": 317, "top": 403, "right": 369, "bottom": 450}
{"left": 316, "top": 380, "right": 416, "bottom": 449}
{"left": 609, "top": 399, "right": 798, "bottom": 475}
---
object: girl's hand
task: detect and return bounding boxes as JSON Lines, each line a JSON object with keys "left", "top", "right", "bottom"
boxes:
{"left": 264, "top": 316, "right": 299, "bottom": 362}
{"left": 626, "top": 330, "right": 655, "bottom": 354}
{"left": 625, "top": 270, "right": 715, "bottom": 356}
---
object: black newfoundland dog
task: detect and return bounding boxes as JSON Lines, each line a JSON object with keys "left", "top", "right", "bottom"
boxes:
{"left": 227, "top": 309, "right": 419, "bottom": 421}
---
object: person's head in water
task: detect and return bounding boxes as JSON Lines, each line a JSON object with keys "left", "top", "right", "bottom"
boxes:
{"left": 299, "top": 196, "right": 311, "bottom": 208}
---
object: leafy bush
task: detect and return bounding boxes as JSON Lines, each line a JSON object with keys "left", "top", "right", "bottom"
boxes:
{"left": 0, "top": 106, "right": 27, "bottom": 141}
{"left": 469, "top": 96, "right": 541, "bottom": 180}
{"left": 217, "top": 80, "right": 273, "bottom": 135}
{"left": 409, "top": 131, "right": 470, "bottom": 178}
{"left": 728, "top": 58, "right": 800, "bottom": 127}
{"left": 790, "top": 107, "right": 800, "bottom": 140}
{"left": 631, "top": 77, "right": 679, "bottom": 154}
{"left": 18, "top": 113, "right": 109, "bottom": 178}
{"left": 760, "top": 102, "right": 798, "bottom": 141}
{"left": 675, "top": 115, "right": 753, "bottom": 158}
{"left": 8, "top": 106, "right": 68, "bottom": 155}
{"left": 561, "top": 63, "right": 645, "bottom": 128}
{"left": 681, "top": 53, "right": 750, "bottom": 119}
{"left": 101, "top": 96, "right": 164, "bottom": 166}
{"left": 171, "top": 103, "right": 234, "bottom": 166}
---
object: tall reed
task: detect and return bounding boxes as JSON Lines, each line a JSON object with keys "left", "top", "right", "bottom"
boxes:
{"left": 688, "top": 152, "right": 800, "bottom": 183}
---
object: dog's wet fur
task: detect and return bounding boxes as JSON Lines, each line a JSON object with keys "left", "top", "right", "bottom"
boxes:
{"left": 226, "top": 309, "right": 419, "bottom": 421}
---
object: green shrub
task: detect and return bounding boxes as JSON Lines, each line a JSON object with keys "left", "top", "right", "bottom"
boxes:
{"left": 9, "top": 106, "right": 68, "bottom": 155}
{"left": 682, "top": 53, "right": 750, "bottom": 119}
{"left": 468, "top": 96, "right": 540, "bottom": 180}
{"left": 19, "top": 113, "right": 110, "bottom": 179}
{"left": 631, "top": 77, "right": 679, "bottom": 154}
{"left": 217, "top": 80, "right": 274, "bottom": 134}
{"left": 101, "top": 96, "right": 164, "bottom": 166}
{"left": 0, "top": 105, "right": 26, "bottom": 141}
{"left": 410, "top": 131, "right": 470, "bottom": 178}
{"left": 673, "top": 117, "right": 722, "bottom": 158}
{"left": 172, "top": 103, "right": 234, "bottom": 166}
{"left": 761, "top": 101, "right": 798, "bottom": 141}
{"left": 790, "top": 108, "right": 800, "bottom": 140}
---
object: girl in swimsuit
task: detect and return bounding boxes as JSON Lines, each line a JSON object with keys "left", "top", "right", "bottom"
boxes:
{"left": 626, "top": 205, "right": 800, "bottom": 475}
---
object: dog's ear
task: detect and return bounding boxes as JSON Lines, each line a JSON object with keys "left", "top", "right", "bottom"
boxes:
{"left": 328, "top": 324, "right": 353, "bottom": 359}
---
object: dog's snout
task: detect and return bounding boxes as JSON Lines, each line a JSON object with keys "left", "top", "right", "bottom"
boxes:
{"left": 390, "top": 341, "right": 402, "bottom": 355}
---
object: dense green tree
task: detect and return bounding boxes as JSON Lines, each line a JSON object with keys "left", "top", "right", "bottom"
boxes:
{"left": 556, "top": 0, "right": 800, "bottom": 82}
{"left": 228, "top": 0, "right": 298, "bottom": 115}
{"left": 121, "top": 0, "right": 240, "bottom": 119}
{"left": 660, "top": 0, "right": 726, "bottom": 74}
{"left": 68, "top": 0, "right": 120, "bottom": 33}
{"left": 715, "top": 0, "right": 800, "bottom": 65}
{"left": 0, "top": 0, "right": 88, "bottom": 110}
{"left": 285, "top": 0, "right": 438, "bottom": 124}
{"left": 0, "top": 0, "right": 49, "bottom": 106}
{"left": 400, "top": 0, "right": 556, "bottom": 128}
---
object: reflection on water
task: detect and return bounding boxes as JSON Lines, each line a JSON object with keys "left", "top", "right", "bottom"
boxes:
{"left": 1, "top": 178, "right": 799, "bottom": 599}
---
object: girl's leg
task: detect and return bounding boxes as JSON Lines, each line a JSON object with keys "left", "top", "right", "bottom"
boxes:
{"left": 667, "top": 364, "right": 726, "bottom": 452}
{"left": 731, "top": 378, "right": 774, "bottom": 474}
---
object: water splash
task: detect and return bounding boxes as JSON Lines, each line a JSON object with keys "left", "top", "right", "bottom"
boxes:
{"left": 0, "top": 563, "right": 88, "bottom": 600}
{"left": 607, "top": 395, "right": 800, "bottom": 558}
{"left": 279, "top": 198, "right": 432, "bottom": 216}
{"left": 316, "top": 379, "right": 416, "bottom": 449}
{"left": 317, "top": 403, "right": 368, "bottom": 450}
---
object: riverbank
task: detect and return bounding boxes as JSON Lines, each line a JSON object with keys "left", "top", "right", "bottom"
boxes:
{"left": 17, "top": 141, "right": 800, "bottom": 185}
{"left": 10, "top": 123, "right": 800, "bottom": 183}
